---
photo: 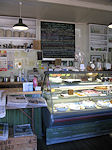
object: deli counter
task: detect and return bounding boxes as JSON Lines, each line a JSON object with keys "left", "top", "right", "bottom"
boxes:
{"left": 42, "top": 71, "right": 112, "bottom": 145}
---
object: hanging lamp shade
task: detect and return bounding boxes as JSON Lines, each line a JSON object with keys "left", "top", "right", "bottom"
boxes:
{"left": 13, "top": 2, "right": 28, "bottom": 31}
{"left": 13, "top": 18, "right": 28, "bottom": 30}
{"left": 108, "top": 23, "right": 112, "bottom": 28}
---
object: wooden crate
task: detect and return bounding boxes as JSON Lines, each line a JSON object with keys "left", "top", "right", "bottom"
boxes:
{"left": 0, "top": 135, "right": 37, "bottom": 150}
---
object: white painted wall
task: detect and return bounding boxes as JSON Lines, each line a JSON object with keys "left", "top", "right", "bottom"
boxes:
{"left": 0, "top": 17, "right": 90, "bottom": 78}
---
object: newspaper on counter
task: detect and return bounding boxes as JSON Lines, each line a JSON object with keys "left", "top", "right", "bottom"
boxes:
{"left": 7, "top": 95, "right": 28, "bottom": 108}
{"left": 27, "top": 97, "right": 47, "bottom": 107}
{"left": 0, "top": 106, "right": 6, "bottom": 118}
{"left": 0, "top": 123, "right": 8, "bottom": 141}
{"left": 0, "top": 90, "right": 6, "bottom": 118}
{"left": 14, "top": 124, "right": 33, "bottom": 137}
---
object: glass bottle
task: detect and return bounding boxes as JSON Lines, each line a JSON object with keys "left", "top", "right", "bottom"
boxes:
{"left": 10, "top": 72, "right": 14, "bottom": 82}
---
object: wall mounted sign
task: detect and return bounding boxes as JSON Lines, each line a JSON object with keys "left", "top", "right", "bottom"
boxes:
{"left": 41, "top": 21, "right": 75, "bottom": 60}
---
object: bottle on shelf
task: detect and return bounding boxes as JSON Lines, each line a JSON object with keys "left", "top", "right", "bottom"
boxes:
{"left": 10, "top": 72, "right": 14, "bottom": 82}
{"left": 96, "top": 58, "right": 102, "bottom": 71}
{"left": 104, "top": 60, "right": 111, "bottom": 70}
{"left": 80, "top": 63, "right": 85, "bottom": 71}
{"left": 33, "top": 76, "right": 38, "bottom": 91}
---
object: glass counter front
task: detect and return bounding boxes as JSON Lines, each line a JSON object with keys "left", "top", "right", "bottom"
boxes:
{"left": 43, "top": 71, "right": 112, "bottom": 115}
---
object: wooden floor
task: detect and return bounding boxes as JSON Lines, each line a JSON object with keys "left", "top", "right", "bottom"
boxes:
{"left": 37, "top": 134, "right": 112, "bottom": 150}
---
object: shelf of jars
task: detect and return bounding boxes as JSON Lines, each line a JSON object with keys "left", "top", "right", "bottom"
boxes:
{"left": 0, "top": 16, "right": 37, "bottom": 52}
{"left": 0, "top": 87, "right": 42, "bottom": 95}
{"left": 0, "top": 37, "right": 36, "bottom": 40}
{"left": 0, "top": 27, "right": 36, "bottom": 38}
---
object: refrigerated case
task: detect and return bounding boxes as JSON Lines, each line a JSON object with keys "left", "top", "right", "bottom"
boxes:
{"left": 42, "top": 71, "right": 112, "bottom": 145}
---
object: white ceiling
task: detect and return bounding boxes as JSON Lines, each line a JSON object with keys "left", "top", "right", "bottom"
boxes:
{"left": 0, "top": 0, "right": 112, "bottom": 25}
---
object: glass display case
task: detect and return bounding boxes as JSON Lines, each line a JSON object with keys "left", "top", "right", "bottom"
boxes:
{"left": 43, "top": 71, "right": 112, "bottom": 126}
{"left": 42, "top": 71, "right": 112, "bottom": 145}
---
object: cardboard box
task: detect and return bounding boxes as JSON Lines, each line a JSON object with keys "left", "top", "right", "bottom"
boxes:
{"left": 0, "top": 135, "right": 37, "bottom": 150}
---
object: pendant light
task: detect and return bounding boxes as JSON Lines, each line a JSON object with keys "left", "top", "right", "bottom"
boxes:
{"left": 108, "top": 23, "right": 112, "bottom": 29}
{"left": 13, "top": 2, "right": 28, "bottom": 30}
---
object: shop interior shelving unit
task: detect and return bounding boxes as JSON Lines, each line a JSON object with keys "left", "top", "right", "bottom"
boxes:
{"left": 0, "top": 16, "right": 37, "bottom": 51}
{"left": 107, "top": 27, "right": 112, "bottom": 63}
{"left": 89, "top": 24, "right": 108, "bottom": 62}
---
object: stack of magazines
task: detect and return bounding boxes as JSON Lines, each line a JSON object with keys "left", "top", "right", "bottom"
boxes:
{"left": 0, "top": 90, "right": 6, "bottom": 118}
{"left": 0, "top": 123, "right": 8, "bottom": 141}
{"left": 0, "top": 106, "right": 6, "bottom": 118}
{"left": 27, "top": 97, "right": 47, "bottom": 107}
{"left": 14, "top": 124, "right": 33, "bottom": 137}
{"left": 7, "top": 95, "right": 28, "bottom": 108}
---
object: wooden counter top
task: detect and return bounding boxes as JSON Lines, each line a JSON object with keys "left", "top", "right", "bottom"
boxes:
{"left": 0, "top": 88, "right": 42, "bottom": 95}
{"left": 0, "top": 82, "right": 23, "bottom": 85}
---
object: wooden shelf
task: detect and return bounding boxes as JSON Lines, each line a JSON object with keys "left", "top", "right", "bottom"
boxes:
{"left": 0, "top": 37, "right": 36, "bottom": 40}
{"left": 0, "top": 49, "right": 35, "bottom": 51}
{"left": 0, "top": 88, "right": 42, "bottom": 95}
{"left": 0, "top": 82, "right": 23, "bottom": 85}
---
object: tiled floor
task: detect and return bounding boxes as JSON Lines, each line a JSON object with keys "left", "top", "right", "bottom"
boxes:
{"left": 37, "top": 134, "right": 112, "bottom": 150}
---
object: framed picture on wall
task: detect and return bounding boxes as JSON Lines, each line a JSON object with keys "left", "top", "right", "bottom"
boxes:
{"left": 90, "top": 55, "right": 102, "bottom": 62}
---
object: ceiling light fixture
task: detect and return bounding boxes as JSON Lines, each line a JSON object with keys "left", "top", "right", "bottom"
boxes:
{"left": 108, "top": 23, "right": 112, "bottom": 28}
{"left": 13, "top": 2, "right": 28, "bottom": 30}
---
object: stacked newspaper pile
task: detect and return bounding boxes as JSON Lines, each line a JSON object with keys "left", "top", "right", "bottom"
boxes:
{"left": 7, "top": 95, "right": 28, "bottom": 108}
{"left": 0, "top": 90, "right": 6, "bottom": 118}
{"left": 14, "top": 124, "right": 33, "bottom": 137}
{"left": 27, "top": 97, "right": 47, "bottom": 107}
{"left": 0, "top": 123, "right": 8, "bottom": 141}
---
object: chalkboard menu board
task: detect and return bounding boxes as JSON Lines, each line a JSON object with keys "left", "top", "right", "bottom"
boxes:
{"left": 41, "top": 21, "right": 75, "bottom": 60}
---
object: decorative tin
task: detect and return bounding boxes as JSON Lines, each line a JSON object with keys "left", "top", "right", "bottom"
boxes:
{"left": 20, "top": 31, "right": 25, "bottom": 37}
{"left": 13, "top": 31, "right": 19, "bottom": 37}
{"left": 26, "top": 32, "right": 31, "bottom": 37}
{"left": 0, "top": 29, "right": 4, "bottom": 37}
{"left": 5, "top": 30, "right": 12, "bottom": 37}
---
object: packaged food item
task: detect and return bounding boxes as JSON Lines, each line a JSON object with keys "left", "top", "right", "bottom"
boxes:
{"left": 68, "top": 89, "right": 73, "bottom": 95}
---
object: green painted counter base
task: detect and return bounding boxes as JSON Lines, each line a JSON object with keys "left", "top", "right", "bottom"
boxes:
{"left": 0, "top": 108, "right": 43, "bottom": 139}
